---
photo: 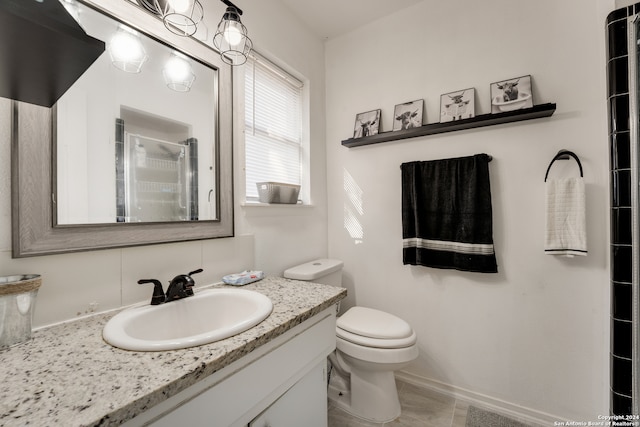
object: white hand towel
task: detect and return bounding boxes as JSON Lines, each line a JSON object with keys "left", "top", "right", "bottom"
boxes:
{"left": 545, "top": 177, "right": 587, "bottom": 257}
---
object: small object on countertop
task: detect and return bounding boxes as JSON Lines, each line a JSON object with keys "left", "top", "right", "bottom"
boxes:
{"left": 222, "top": 270, "right": 265, "bottom": 286}
{"left": 0, "top": 274, "right": 42, "bottom": 348}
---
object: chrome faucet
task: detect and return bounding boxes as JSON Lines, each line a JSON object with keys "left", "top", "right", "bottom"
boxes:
{"left": 138, "top": 269, "right": 203, "bottom": 305}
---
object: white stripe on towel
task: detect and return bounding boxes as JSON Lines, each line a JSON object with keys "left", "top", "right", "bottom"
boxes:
{"left": 403, "top": 238, "right": 495, "bottom": 255}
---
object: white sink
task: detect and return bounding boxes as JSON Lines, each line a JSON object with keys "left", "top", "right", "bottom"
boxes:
{"left": 103, "top": 288, "right": 273, "bottom": 351}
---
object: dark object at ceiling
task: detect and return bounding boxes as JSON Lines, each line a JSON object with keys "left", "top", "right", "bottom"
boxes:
{"left": 0, "top": 0, "right": 105, "bottom": 108}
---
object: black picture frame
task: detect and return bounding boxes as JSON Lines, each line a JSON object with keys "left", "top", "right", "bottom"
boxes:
{"left": 353, "top": 109, "right": 381, "bottom": 138}
{"left": 490, "top": 75, "right": 533, "bottom": 113}
{"left": 393, "top": 99, "right": 424, "bottom": 131}
{"left": 440, "top": 88, "right": 475, "bottom": 122}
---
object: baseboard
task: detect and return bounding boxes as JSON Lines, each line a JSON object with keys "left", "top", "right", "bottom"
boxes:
{"left": 394, "top": 371, "right": 561, "bottom": 426}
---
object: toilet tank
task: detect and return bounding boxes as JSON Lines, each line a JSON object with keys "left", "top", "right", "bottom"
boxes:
{"left": 283, "top": 259, "right": 344, "bottom": 287}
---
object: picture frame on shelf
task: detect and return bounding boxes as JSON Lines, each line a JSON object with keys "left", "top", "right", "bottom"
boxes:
{"left": 440, "top": 88, "right": 475, "bottom": 122}
{"left": 490, "top": 75, "right": 533, "bottom": 113}
{"left": 353, "top": 109, "right": 381, "bottom": 138}
{"left": 393, "top": 99, "right": 424, "bottom": 131}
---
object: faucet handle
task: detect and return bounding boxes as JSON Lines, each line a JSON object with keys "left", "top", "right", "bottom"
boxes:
{"left": 188, "top": 269, "right": 203, "bottom": 276}
{"left": 138, "top": 279, "right": 165, "bottom": 305}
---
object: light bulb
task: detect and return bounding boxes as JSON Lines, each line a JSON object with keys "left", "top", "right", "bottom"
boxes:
{"left": 163, "top": 53, "right": 195, "bottom": 91}
{"left": 165, "top": 55, "right": 191, "bottom": 81}
{"left": 109, "top": 28, "right": 147, "bottom": 72}
{"left": 223, "top": 21, "right": 243, "bottom": 46}
{"left": 110, "top": 32, "right": 144, "bottom": 63}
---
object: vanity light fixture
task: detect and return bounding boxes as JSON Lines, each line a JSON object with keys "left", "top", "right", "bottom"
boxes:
{"left": 108, "top": 26, "right": 148, "bottom": 73}
{"left": 162, "top": 51, "right": 195, "bottom": 92}
{"left": 138, "top": 0, "right": 204, "bottom": 37}
{"left": 162, "top": 0, "right": 204, "bottom": 37}
{"left": 212, "top": 0, "right": 253, "bottom": 66}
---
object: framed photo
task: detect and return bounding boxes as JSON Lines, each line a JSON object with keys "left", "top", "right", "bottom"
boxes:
{"left": 490, "top": 75, "right": 533, "bottom": 113}
{"left": 393, "top": 99, "right": 423, "bottom": 131}
{"left": 353, "top": 109, "right": 381, "bottom": 138}
{"left": 440, "top": 88, "right": 475, "bottom": 122}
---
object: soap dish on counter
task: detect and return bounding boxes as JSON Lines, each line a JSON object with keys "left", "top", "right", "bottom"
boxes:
{"left": 222, "top": 271, "right": 264, "bottom": 286}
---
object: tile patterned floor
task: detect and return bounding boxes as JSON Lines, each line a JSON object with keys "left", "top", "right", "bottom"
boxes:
{"left": 328, "top": 379, "right": 469, "bottom": 427}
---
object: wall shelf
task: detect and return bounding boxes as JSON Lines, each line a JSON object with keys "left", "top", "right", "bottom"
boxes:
{"left": 341, "top": 103, "right": 556, "bottom": 148}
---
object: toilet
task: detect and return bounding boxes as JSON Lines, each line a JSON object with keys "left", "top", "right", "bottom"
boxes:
{"left": 284, "top": 259, "right": 418, "bottom": 423}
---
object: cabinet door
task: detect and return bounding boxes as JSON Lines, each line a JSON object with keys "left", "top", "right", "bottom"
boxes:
{"left": 249, "top": 361, "right": 327, "bottom": 427}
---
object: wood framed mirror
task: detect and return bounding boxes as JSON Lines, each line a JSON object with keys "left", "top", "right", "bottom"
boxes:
{"left": 11, "top": 0, "right": 233, "bottom": 257}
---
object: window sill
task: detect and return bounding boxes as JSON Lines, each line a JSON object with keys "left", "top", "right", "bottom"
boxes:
{"left": 241, "top": 201, "right": 314, "bottom": 208}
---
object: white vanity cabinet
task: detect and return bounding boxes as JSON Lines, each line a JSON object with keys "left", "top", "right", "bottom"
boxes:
{"left": 248, "top": 361, "right": 327, "bottom": 427}
{"left": 129, "top": 306, "right": 337, "bottom": 427}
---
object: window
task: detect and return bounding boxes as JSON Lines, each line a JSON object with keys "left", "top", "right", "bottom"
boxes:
{"left": 244, "top": 53, "right": 305, "bottom": 203}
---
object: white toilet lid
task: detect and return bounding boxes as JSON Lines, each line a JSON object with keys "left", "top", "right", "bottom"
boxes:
{"left": 336, "top": 326, "right": 417, "bottom": 349}
{"left": 337, "top": 306, "right": 413, "bottom": 340}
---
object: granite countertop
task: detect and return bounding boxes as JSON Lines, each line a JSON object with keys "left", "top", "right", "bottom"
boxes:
{"left": 0, "top": 277, "right": 346, "bottom": 427}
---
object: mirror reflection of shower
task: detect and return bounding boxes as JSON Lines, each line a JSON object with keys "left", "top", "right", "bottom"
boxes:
{"left": 123, "top": 135, "right": 197, "bottom": 222}
{"left": 116, "top": 109, "right": 198, "bottom": 223}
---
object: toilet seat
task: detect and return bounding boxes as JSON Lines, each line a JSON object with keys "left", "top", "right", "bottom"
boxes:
{"left": 337, "top": 306, "right": 413, "bottom": 339}
{"left": 337, "top": 327, "right": 417, "bottom": 348}
{"left": 336, "top": 306, "right": 416, "bottom": 349}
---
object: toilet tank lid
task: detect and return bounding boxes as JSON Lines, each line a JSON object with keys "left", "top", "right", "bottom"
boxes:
{"left": 283, "top": 259, "right": 343, "bottom": 281}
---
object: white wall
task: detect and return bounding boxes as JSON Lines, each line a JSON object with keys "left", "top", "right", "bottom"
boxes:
{"left": 0, "top": 0, "right": 327, "bottom": 327}
{"left": 616, "top": 0, "right": 636, "bottom": 8}
{"left": 326, "top": 0, "right": 613, "bottom": 421}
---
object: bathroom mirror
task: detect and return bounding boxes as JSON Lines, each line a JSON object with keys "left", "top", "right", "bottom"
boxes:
{"left": 11, "top": 0, "right": 233, "bottom": 257}
{"left": 55, "top": 0, "right": 219, "bottom": 225}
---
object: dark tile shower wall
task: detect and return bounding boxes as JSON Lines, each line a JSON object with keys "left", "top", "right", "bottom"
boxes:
{"left": 607, "top": 5, "right": 635, "bottom": 416}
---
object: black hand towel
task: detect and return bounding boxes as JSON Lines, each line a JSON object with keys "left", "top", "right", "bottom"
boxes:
{"left": 401, "top": 154, "right": 497, "bottom": 273}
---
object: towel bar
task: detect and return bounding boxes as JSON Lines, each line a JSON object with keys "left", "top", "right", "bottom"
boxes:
{"left": 544, "top": 150, "right": 583, "bottom": 182}
{"left": 555, "top": 149, "right": 572, "bottom": 160}
{"left": 400, "top": 154, "right": 492, "bottom": 169}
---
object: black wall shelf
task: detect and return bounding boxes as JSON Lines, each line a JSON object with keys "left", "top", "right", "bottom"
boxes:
{"left": 342, "top": 103, "right": 556, "bottom": 148}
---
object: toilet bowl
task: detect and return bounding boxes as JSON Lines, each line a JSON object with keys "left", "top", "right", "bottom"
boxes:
{"left": 283, "top": 259, "right": 419, "bottom": 423}
{"left": 330, "top": 306, "right": 418, "bottom": 423}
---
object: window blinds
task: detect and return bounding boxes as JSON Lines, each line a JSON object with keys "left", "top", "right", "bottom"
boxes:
{"left": 245, "top": 54, "right": 303, "bottom": 200}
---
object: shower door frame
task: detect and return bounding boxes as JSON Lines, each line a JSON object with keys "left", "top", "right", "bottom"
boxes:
{"left": 608, "top": 4, "right": 640, "bottom": 415}
{"left": 629, "top": 14, "right": 640, "bottom": 415}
